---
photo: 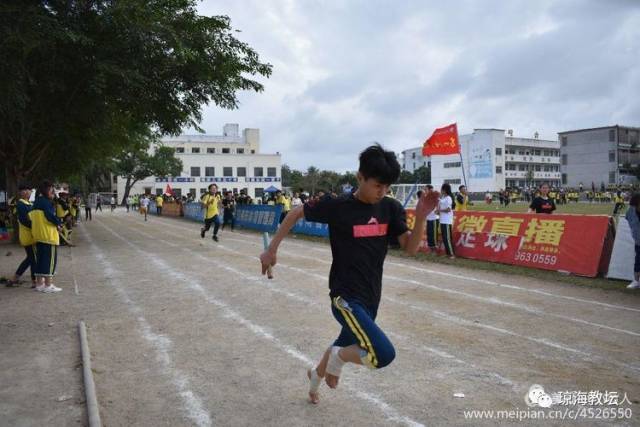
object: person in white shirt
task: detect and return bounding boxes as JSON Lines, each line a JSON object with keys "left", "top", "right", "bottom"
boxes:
{"left": 140, "top": 195, "right": 150, "bottom": 221}
{"left": 291, "top": 192, "right": 303, "bottom": 208}
{"left": 436, "top": 183, "right": 455, "bottom": 258}
{"left": 418, "top": 186, "right": 439, "bottom": 254}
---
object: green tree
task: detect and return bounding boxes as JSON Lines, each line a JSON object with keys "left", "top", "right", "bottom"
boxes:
{"left": 305, "top": 166, "right": 320, "bottom": 194}
{"left": 398, "top": 170, "right": 414, "bottom": 183}
{"left": 413, "top": 166, "right": 431, "bottom": 183}
{"left": 0, "top": 1, "right": 271, "bottom": 194}
{"left": 114, "top": 142, "right": 183, "bottom": 204}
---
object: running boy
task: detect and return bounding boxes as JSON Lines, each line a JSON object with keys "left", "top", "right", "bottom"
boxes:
{"left": 260, "top": 145, "right": 439, "bottom": 404}
{"left": 200, "top": 184, "right": 222, "bottom": 241}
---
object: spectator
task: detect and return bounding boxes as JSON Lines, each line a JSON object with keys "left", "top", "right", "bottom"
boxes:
{"left": 437, "top": 183, "right": 455, "bottom": 258}
{"left": 625, "top": 193, "right": 640, "bottom": 289}
{"left": 528, "top": 183, "right": 556, "bottom": 214}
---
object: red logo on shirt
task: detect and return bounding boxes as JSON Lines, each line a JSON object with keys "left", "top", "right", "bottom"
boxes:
{"left": 353, "top": 217, "right": 388, "bottom": 238}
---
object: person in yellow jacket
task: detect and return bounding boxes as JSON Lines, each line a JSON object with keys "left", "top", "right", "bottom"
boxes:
{"left": 7, "top": 185, "right": 36, "bottom": 287}
{"left": 30, "top": 181, "right": 63, "bottom": 293}
{"left": 613, "top": 191, "right": 625, "bottom": 215}
{"left": 156, "top": 194, "right": 164, "bottom": 216}
{"left": 275, "top": 190, "right": 291, "bottom": 223}
{"left": 454, "top": 185, "right": 472, "bottom": 212}
{"left": 200, "top": 184, "right": 222, "bottom": 241}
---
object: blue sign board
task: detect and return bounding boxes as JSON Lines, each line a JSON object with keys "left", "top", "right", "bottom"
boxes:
{"left": 235, "top": 205, "right": 282, "bottom": 233}
{"left": 292, "top": 218, "right": 329, "bottom": 237}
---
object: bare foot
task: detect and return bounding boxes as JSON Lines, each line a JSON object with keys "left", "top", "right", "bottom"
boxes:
{"left": 325, "top": 373, "right": 340, "bottom": 389}
{"left": 307, "top": 368, "right": 320, "bottom": 404}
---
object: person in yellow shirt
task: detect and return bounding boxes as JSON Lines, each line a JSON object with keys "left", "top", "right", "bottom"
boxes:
{"left": 454, "top": 185, "right": 472, "bottom": 212}
{"left": 7, "top": 185, "right": 36, "bottom": 287}
{"left": 30, "top": 181, "right": 63, "bottom": 293}
{"left": 155, "top": 194, "right": 164, "bottom": 216}
{"left": 613, "top": 191, "right": 625, "bottom": 215}
{"left": 275, "top": 190, "right": 291, "bottom": 223}
{"left": 200, "top": 184, "right": 222, "bottom": 242}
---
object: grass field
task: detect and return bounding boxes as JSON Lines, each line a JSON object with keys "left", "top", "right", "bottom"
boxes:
{"left": 467, "top": 201, "right": 618, "bottom": 215}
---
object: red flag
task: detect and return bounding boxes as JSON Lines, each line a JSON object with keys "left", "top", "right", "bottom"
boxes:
{"left": 422, "top": 123, "right": 460, "bottom": 156}
{"left": 165, "top": 184, "right": 173, "bottom": 196}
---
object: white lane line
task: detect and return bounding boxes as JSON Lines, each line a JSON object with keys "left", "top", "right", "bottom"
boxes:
{"left": 150, "top": 216, "right": 640, "bottom": 314}
{"left": 95, "top": 218, "right": 426, "bottom": 427}
{"left": 82, "top": 226, "right": 212, "bottom": 427}
{"left": 127, "top": 223, "right": 523, "bottom": 393}
{"left": 383, "top": 274, "right": 640, "bottom": 337}
{"left": 119, "top": 215, "right": 640, "bottom": 373}
{"left": 232, "top": 227, "right": 640, "bottom": 315}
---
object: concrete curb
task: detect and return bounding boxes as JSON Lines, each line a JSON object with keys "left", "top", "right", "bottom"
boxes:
{"left": 79, "top": 321, "right": 102, "bottom": 427}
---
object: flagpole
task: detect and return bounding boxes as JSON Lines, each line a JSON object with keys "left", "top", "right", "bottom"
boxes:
{"left": 456, "top": 124, "right": 468, "bottom": 189}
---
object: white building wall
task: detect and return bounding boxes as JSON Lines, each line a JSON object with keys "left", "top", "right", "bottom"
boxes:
{"left": 430, "top": 129, "right": 506, "bottom": 192}
{"left": 116, "top": 124, "right": 281, "bottom": 200}
{"left": 401, "top": 147, "right": 429, "bottom": 173}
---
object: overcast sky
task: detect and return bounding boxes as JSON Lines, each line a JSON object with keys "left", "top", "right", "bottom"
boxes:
{"left": 191, "top": 0, "right": 640, "bottom": 172}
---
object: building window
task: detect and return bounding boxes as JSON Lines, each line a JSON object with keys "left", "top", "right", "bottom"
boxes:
{"left": 609, "top": 129, "right": 615, "bottom": 142}
{"left": 412, "top": 152, "right": 416, "bottom": 159}
{"left": 199, "top": 188, "right": 207, "bottom": 195}
{"left": 255, "top": 188, "right": 264, "bottom": 198}
{"left": 561, "top": 136, "right": 567, "bottom": 146}
{"left": 223, "top": 167, "right": 233, "bottom": 177}
{"left": 444, "top": 179, "right": 461, "bottom": 185}
{"left": 237, "top": 148, "right": 245, "bottom": 154}
{"left": 189, "top": 188, "right": 196, "bottom": 197}
{"left": 207, "top": 147, "right": 215, "bottom": 154}
{"left": 609, "top": 171, "right": 616, "bottom": 184}
{"left": 444, "top": 162, "right": 461, "bottom": 168}
{"left": 190, "top": 167, "right": 201, "bottom": 177}
{"left": 495, "top": 166, "right": 502, "bottom": 174}
{"left": 609, "top": 150, "right": 615, "bottom": 162}
{"left": 535, "top": 165, "right": 541, "bottom": 171}
{"left": 561, "top": 154, "right": 567, "bottom": 165}
{"left": 254, "top": 167, "right": 264, "bottom": 177}
{"left": 222, "top": 148, "right": 230, "bottom": 154}
{"left": 496, "top": 148, "right": 502, "bottom": 155}
{"left": 205, "top": 167, "right": 215, "bottom": 177}
{"left": 251, "top": 149, "right": 255, "bottom": 154}
{"left": 267, "top": 167, "right": 277, "bottom": 177}
{"left": 176, "top": 147, "right": 185, "bottom": 153}
{"left": 156, "top": 188, "right": 163, "bottom": 196}
{"left": 192, "top": 147, "right": 200, "bottom": 154}
{"left": 237, "top": 167, "right": 246, "bottom": 177}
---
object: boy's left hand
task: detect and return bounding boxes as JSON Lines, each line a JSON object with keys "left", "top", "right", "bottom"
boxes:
{"left": 415, "top": 189, "right": 440, "bottom": 218}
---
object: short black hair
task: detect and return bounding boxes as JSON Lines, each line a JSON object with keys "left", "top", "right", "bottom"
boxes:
{"left": 18, "top": 183, "right": 31, "bottom": 191}
{"left": 426, "top": 184, "right": 433, "bottom": 190}
{"left": 441, "top": 183, "right": 452, "bottom": 196}
{"left": 37, "top": 180, "right": 53, "bottom": 197}
{"left": 416, "top": 190, "right": 423, "bottom": 198}
{"left": 358, "top": 144, "right": 400, "bottom": 185}
{"left": 208, "top": 183, "right": 217, "bottom": 190}
{"left": 458, "top": 185, "right": 466, "bottom": 191}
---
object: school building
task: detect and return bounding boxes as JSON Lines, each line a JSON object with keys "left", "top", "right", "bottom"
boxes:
{"left": 114, "top": 124, "right": 282, "bottom": 199}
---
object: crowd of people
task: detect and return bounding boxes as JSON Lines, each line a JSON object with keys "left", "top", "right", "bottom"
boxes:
{"left": 5, "top": 182, "right": 89, "bottom": 292}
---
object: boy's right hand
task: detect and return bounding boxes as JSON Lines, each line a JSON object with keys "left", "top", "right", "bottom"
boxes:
{"left": 260, "top": 250, "right": 277, "bottom": 276}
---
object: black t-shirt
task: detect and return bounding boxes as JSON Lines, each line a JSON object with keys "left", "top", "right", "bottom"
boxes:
{"left": 303, "top": 194, "right": 409, "bottom": 307}
{"left": 529, "top": 197, "right": 556, "bottom": 214}
{"left": 222, "top": 198, "right": 235, "bottom": 212}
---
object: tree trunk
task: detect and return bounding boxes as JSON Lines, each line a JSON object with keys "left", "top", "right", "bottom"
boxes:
{"left": 121, "top": 176, "right": 139, "bottom": 205}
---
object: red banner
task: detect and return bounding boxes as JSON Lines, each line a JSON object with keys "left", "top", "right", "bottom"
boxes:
{"left": 422, "top": 123, "right": 460, "bottom": 156}
{"left": 406, "top": 210, "right": 611, "bottom": 277}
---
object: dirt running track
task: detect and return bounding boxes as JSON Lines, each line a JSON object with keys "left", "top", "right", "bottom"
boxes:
{"left": 1, "top": 209, "right": 639, "bottom": 427}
